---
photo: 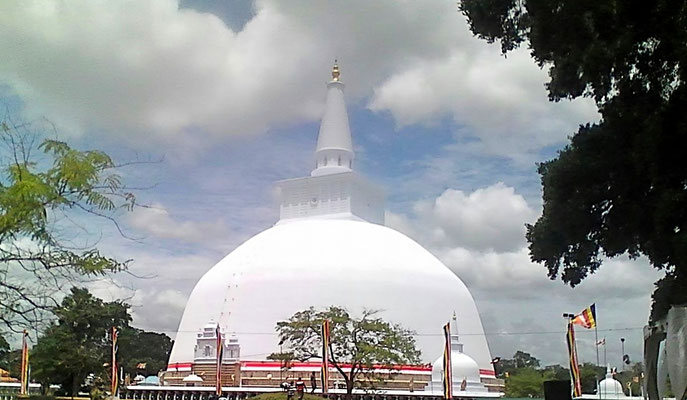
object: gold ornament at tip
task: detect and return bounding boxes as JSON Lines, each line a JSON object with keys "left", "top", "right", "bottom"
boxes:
{"left": 332, "top": 60, "right": 340, "bottom": 81}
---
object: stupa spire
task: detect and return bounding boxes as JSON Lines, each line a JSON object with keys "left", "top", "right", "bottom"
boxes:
{"left": 451, "top": 312, "right": 464, "bottom": 353}
{"left": 311, "top": 61, "right": 355, "bottom": 177}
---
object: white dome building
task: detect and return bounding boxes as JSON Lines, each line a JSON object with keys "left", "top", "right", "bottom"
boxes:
{"left": 596, "top": 366, "right": 627, "bottom": 399}
{"left": 430, "top": 316, "right": 498, "bottom": 397}
{"left": 168, "top": 64, "right": 495, "bottom": 383}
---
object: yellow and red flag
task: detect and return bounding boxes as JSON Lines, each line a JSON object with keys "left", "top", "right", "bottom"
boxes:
{"left": 572, "top": 303, "right": 596, "bottom": 329}
{"left": 321, "top": 319, "right": 331, "bottom": 394}
{"left": 111, "top": 327, "right": 118, "bottom": 397}
{"left": 215, "top": 324, "right": 223, "bottom": 396}
{"left": 566, "top": 322, "right": 582, "bottom": 397}
{"left": 442, "top": 322, "right": 453, "bottom": 399}
{"left": 20, "top": 330, "right": 29, "bottom": 395}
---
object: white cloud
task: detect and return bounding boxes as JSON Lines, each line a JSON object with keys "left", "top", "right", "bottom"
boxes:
{"left": 389, "top": 182, "right": 537, "bottom": 252}
{"left": 89, "top": 277, "right": 189, "bottom": 336}
{"left": 127, "top": 203, "right": 230, "bottom": 244}
{"left": 369, "top": 49, "right": 600, "bottom": 158}
{"left": 0, "top": 0, "right": 455, "bottom": 139}
{"left": 0, "top": 0, "right": 597, "bottom": 161}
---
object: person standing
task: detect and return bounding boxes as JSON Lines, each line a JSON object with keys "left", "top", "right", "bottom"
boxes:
{"left": 310, "top": 371, "right": 317, "bottom": 393}
{"left": 295, "top": 377, "right": 306, "bottom": 400}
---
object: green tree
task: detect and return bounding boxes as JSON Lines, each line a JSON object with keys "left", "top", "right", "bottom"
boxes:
{"left": 266, "top": 351, "right": 295, "bottom": 380}
{"left": 460, "top": 0, "right": 687, "bottom": 320}
{"left": 118, "top": 329, "right": 173, "bottom": 378}
{"left": 30, "top": 288, "right": 173, "bottom": 394}
{"left": 542, "top": 364, "right": 570, "bottom": 381}
{"left": 0, "top": 119, "right": 136, "bottom": 331}
{"left": 275, "top": 306, "right": 421, "bottom": 399}
{"left": 31, "top": 288, "right": 131, "bottom": 396}
{"left": 494, "top": 350, "right": 541, "bottom": 377}
{"left": 513, "top": 350, "right": 540, "bottom": 369}
{"left": 0, "top": 334, "right": 8, "bottom": 361}
{"left": 505, "top": 367, "right": 545, "bottom": 398}
{"left": 0, "top": 334, "right": 18, "bottom": 377}
{"left": 578, "top": 362, "right": 605, "bottom": 394}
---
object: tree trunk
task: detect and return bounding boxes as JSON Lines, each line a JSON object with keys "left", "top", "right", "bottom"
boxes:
{"left": 345, "top": 376, "right": 354, "bottom": 400}
{"left": 72, "top": 372, "right": 79, "bottom": 398}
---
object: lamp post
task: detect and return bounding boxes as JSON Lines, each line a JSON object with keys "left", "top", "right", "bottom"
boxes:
{"left": 620, "top": 338, "right": 625, "bottom": 371}
{"left": 278, "top": 338, "right": 285, "bottom": 382}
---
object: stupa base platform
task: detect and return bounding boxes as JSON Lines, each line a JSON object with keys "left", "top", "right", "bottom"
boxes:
{"left": 123, "top": 386, "right": 502, "bottom": 400}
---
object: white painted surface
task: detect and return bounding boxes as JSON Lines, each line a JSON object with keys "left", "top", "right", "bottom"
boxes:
{"left": 276, "top": 172, "right": 384, "bottom": 224}
{"left": 169, "top": 218, "right": 494, "bottom": 375}
{"left": 312, "top": 80, "right": 354, "bottom": 177}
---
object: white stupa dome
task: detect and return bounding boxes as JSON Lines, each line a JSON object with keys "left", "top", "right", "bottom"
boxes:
{"left": 182, "top": 374, "right": 203, "bottom": 383}
{"left": 167, "top": 64, "right": 494, "bottom": 379}
{"left": 430, "top": 321, "right": 492, "bottom": 396}
{"left": 597, "top": 366, "right": 627, "bottom": 398}
{"left": 431, "top": 349, "right": 481, "bottom": 385}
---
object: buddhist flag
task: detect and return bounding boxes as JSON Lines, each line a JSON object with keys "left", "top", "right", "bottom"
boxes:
{"left": 215, "top": 324, "right": 223, "bottom": 396}
{"left": 572, "top": 304, "right": 596, "bottom": 329}
{"left": 566, "top": 322, "right": 582, "bottom": 397}
{"left": 20, "top": 330, "right": 29, "bottom": 395}
{"left": 111, "top": 327, "right": 118, "bottom": 397}
{"left": 442, "top": 322, "right": 453, "bottom": 399}
{"left": 321, "top": 319, "right": 331, "bottom": 394}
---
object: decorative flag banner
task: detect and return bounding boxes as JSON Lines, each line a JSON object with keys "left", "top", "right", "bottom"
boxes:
{"left": 442, "top": 322, "right": 453, "bottom": 399}
{"left": 321, "top": 319, "right": 331, "bottom": 394}
{"left": 111, "top": 327, "right": 118, "bottom": 398}
{"left": 215, "top": 324, "right": 223, "bottom": 396}
{"left": 566, "top": 322, "right": 582, "bottom": 397}
{"left": 572, "top": 303, "right": 596, "bottom": 329}
{"left": 20, "top": 330, "right": 29, "bottom": 395}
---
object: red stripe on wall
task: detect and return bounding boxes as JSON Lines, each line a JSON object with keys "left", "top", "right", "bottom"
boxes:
{"left": 169, "top": 361, "right": 496, "bottom": 376}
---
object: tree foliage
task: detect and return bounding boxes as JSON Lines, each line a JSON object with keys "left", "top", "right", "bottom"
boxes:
{"left": 31, "top": 288, "right": 131, "bottom": 395}
{"left": 0, "top": 119, "right": 136, "bottom": 331}
{"left": 460, "top": 0, "right": 687, "bottom": 320}
{"left": 578, "top": 363, "right": 605, "bottom": 394}
{"left": 30, "top": 288, "right": 171, "bottom": 396}
{"left": 0, "top": 334, "right": 14, "bottom": 375}
{"left": 275, "top": 306, "right": 421, "bottom": 398}
{"left": 117, "top": 329, "right": 173, "bottom": 378}
{"left": 504, "top": 367, "right": 545, "bottom": 398}
{"left": 495, "top": 351, "right": 541, "bottom": 377}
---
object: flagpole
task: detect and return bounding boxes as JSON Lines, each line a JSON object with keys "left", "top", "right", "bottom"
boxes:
{"left": 594, "top": 324, "right": 600, "bottom": 367}
{"left": 603, "top": 339, "right": 607, "bottom": 366}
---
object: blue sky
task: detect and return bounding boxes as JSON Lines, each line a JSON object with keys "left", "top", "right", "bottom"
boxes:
{"left": 0, "top": 0, "right": 661, "bottom": 367}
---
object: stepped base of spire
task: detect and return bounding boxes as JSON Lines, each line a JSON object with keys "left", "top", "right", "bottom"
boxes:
{"left": 276, "top": 171, "right": 384, "bottom": 225}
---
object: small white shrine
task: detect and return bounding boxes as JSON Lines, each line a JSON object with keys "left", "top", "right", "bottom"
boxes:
{"left": 597, "top": 366, "right": 627, "bottom": 399}
{"left": 430, "top": 315, "right": 499, "bottom": 398}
